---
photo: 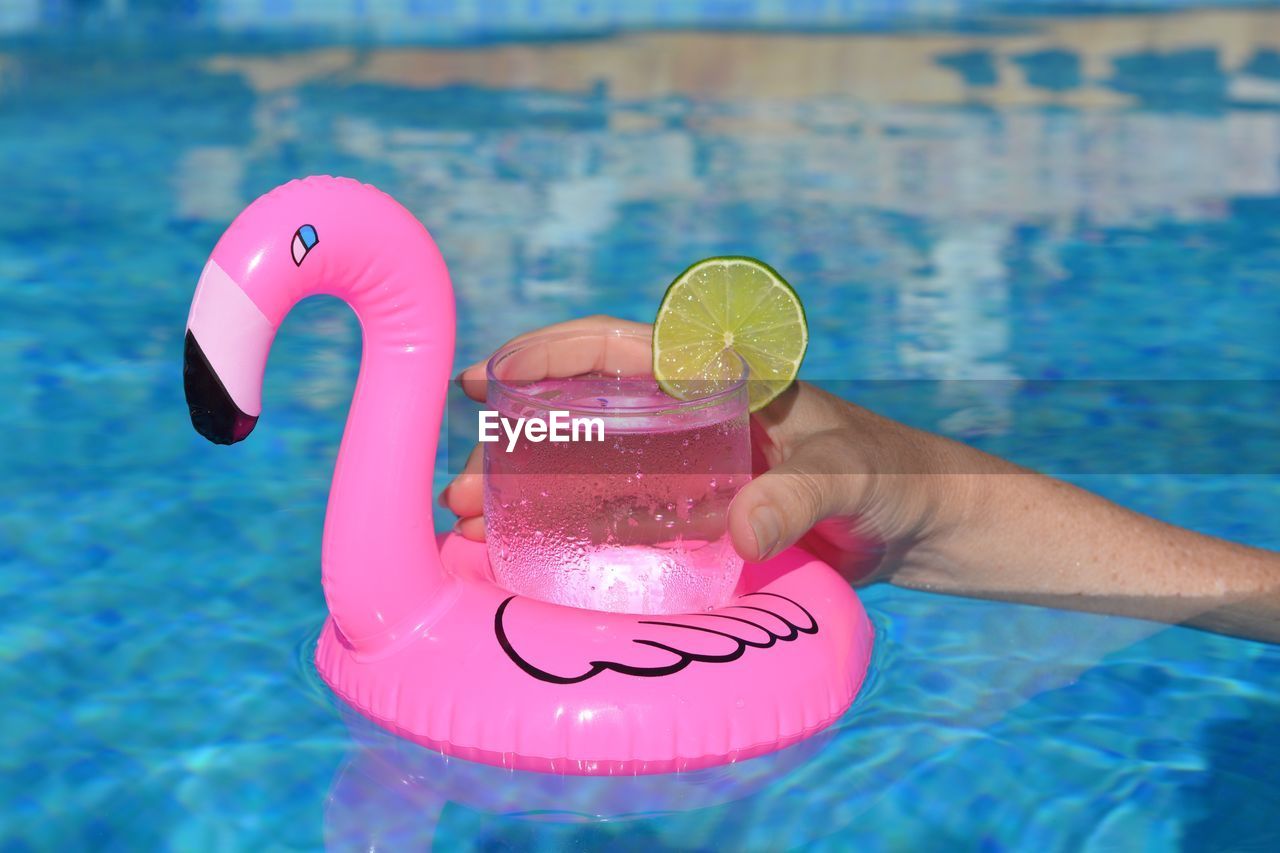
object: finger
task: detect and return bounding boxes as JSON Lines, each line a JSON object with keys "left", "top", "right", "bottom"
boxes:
{"left": 455, "top": 515, "right": 486, "bottom": 541}
{"left": 750, "top": 381, "right": 858, "bottom": 450}
{"left": 727, "top": 433, "right": 869, "bottom": 562}
{"left": 457, "top": 316, "right": 652, "bottom": 402}
{"left": 440, "top": 444, "right": 484, "bottom": 518}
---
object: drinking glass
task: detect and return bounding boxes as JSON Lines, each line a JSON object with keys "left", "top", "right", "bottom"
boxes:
{"left": 483, "top": 328, "right": 750, "bottom": 614}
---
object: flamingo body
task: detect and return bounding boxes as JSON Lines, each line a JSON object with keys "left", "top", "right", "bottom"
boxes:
{"left": 184, "top": 176, "right": 874, "bottom": 775}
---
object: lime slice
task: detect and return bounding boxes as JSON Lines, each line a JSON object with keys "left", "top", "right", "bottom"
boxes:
{"left": 653, "top": 256, "right": 807, "bottom": 412}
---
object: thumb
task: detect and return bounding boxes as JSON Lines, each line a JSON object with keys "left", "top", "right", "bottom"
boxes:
{"left": 728, "top": 435, "right": 866, "bottom": 562}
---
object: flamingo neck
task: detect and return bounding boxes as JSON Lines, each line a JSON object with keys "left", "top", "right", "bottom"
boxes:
{"left": 323, "top": 326, "right": 454, "bottom": 650}
{"left": 212, "top": 177, "right": 457, "bottom": 652}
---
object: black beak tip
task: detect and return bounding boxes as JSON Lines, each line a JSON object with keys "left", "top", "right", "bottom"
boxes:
{"left": 188, "top": 403, "right": 258, "bottom": 446}
{"left": 184, "top": 331, "right": 258, "bottom": 445}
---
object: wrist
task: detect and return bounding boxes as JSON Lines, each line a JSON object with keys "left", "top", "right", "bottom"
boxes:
{"left": 887, "top": 440, "right": 1008, "bottom": 585}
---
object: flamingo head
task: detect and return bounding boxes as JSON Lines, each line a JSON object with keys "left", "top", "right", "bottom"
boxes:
{"left": 183, "top": 175, "right": 450, "bottom": 454}
{"left": 184, "top": 210, "right": 321, "bottom": 445}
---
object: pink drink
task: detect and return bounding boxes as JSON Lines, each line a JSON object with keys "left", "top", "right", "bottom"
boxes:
{"left": 485, "top": 335, "right": 750, "bottom": 615}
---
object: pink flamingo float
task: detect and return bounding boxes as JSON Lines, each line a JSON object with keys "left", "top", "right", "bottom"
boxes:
{"left": 184, "top": 176, "right": 874, "bottom": 774}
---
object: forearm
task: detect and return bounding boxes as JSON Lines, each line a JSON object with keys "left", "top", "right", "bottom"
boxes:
{"left": 892, "top": 463, "right": 1280, "bottom": 642}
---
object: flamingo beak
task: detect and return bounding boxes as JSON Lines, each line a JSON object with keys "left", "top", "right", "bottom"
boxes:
{"left": 184, "top": 330, "right": 258, "bottom": 445}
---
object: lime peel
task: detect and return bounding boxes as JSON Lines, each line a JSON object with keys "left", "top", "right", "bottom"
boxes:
{"left": 653, "top": 256, "right": 807, "bottom": 413}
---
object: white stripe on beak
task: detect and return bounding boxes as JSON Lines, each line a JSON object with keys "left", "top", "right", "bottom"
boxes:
{"left": 186, "top": 259, "right": 274, "bottom": 417}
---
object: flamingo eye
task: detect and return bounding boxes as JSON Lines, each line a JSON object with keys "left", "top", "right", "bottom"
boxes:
{"left": 291, "top": 224, "right": 318, "bottom": 266}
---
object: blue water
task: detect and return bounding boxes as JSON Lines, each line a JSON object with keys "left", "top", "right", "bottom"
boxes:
{"left": 3, "top": 4, "right": 1280, "bottom": 850}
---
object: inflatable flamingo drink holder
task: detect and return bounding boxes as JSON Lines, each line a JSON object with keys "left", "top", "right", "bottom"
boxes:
{"left": 183, "top": 177, "right": 874, "bottom": 775}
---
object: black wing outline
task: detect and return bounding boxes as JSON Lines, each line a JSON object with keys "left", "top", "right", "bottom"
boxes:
{"left": 494, "top": 592, "right": 818, "bottom": 685}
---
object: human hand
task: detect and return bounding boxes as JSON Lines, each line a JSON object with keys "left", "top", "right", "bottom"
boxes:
{"left": 442, "top": 316, "right": 1280, "bottom": 641}
{"left": 439, "top": 315, "right": 984, "bottom": 583}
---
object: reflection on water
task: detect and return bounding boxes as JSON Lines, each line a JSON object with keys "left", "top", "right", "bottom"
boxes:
{"left": 160, "top": 13, "right": 1280, "bottom": 445}
{"left": 1, "top": 7, "right": 1279, "bottom": 850}
{"left": 900, "top": 221, "right": 1018, "bottom": 435}
{"left": 153, "top": 14, "right": 1280, "bottom": 387}
{"left": 324, "top": 703, "right": 831, "bottom": 849}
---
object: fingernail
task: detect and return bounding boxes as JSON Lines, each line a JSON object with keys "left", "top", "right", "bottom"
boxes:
{"left": 750, "top": 506, "right": 781, "bottom": 561}
{"left": 436, "top": 486, "right": 450, "bottom": 507}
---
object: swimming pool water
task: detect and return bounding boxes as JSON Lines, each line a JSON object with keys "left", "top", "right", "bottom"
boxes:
{"left": 2, "top": 6, "right": 1279, "bottom": 850}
